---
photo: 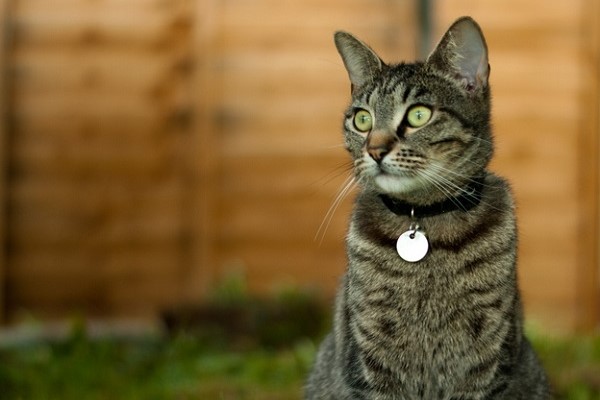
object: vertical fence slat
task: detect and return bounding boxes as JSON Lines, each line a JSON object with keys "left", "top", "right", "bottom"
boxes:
{"left": 187, "top": 0, "right": 220, "bottom": 302}
{"left": 0, "top": 0, "right": 10, "bottom": 324}
{"left": 577, "top": 0, "right": 600, "bottom": 331}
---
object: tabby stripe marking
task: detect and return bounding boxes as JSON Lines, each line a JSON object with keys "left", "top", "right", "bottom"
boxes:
{"left": 431, "top": 210, "right": 503, "bottom": 252}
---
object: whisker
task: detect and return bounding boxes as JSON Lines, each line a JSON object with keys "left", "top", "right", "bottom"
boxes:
{"left": 427, "top": 161, "right": 499, "bottom": 189}
{"left": 418, "top": 169, "right": 471, "bottom": 212}
{"left": 315, "top": 175, "right": 356, "bottom": 245}
{"left": 311, "top": 162, "right": 354, "bottom": 188}
{"left": 470, "top": 135, "right": 495, "bottom": 147}
{"left": 425, "top": 164, "right": 505, "bottom": 213}
{"left": 322, "top": 143, "right": 348, "bottom": 149}
{"left": 426, "top": 169, "right": 482, "bottom": 209}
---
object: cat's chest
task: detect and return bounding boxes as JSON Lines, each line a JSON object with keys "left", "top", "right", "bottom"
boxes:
{"left": 347, "top": 263, "right": 477, "bottom": 398}
{"left": 346, "top": 238, "right": 476, "bottom": 348}
{"left": 349, "top": 254, "right": 467, "bottom": 330}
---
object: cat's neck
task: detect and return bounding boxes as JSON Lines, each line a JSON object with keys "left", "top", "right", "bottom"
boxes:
{"left": 378, "top": 176, "right": 485, "bottom": 218}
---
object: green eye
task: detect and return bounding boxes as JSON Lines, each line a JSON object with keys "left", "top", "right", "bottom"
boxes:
{"left": 353, "top": 109, "right": 373, "bottom": 132}
{"left": 406, "top": 105, "right": 432, "bottom": 128}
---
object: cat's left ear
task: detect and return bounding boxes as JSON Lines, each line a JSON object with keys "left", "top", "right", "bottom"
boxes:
{"left": 426, "top": 17, "right": 489, "bottom": 93}
{"left": 334, "top": 31, "right": 383, "bottom": 93}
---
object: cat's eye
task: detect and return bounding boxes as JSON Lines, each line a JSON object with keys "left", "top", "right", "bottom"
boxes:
{"left": 406, "top": 105, "right": 432, "bottom": 128}
{"left": 353, "top": 109, "right": 373, "bottom": 132}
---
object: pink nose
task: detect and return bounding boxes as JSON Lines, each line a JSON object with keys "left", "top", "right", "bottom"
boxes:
{"left": 367, "top": 146, "right": 389, "bottom": 163}
{"left": 366, "top": 130, "right": 396, "bottom": 163}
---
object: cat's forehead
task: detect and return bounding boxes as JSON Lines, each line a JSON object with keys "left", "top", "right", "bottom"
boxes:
{"left": 348, "top": 63, "right": 469, "bottom": 132}
{"left": 355, "top": 63, "right": 436, "bottom": 108}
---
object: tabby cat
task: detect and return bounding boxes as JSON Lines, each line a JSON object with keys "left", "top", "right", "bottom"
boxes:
{"left": 305, "top": 17, "right": 550, "bottom": 399}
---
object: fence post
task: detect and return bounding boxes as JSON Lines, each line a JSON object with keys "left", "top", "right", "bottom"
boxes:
{"left": 577, "top": 0, "right": 600, "bottom": 332}
{"left": 186, "top": 0, "right": 220, "bottom": 303}
{"left": 0, "top": 0, "right": 10, "bottom": 324}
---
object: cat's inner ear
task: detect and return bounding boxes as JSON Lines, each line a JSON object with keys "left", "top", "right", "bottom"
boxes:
{"left": 334, "top": 31, "right": 383, "bottom": 92}
{"left": 426, "top": 17, "right": 489, "bottom": 92}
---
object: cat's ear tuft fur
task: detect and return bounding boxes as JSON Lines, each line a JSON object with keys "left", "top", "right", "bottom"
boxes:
{"left": 334, "top": 31, "right": 383, "bottom": 92}
{"left": 426, "top": 17, "right": 489, "bottom": 93}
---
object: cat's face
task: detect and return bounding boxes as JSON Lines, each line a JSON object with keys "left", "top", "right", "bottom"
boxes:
{"left": 335, "top": 17, "right": 493, "bottom": 204}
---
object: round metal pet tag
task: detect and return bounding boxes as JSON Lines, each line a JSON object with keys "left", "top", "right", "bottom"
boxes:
{"left": 396, "top": 230, "right": 429, "bottom": 262}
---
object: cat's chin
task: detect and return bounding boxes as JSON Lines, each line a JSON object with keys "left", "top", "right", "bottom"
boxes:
{"left": 373, "top": 174, "right": 422, "bottom": 195}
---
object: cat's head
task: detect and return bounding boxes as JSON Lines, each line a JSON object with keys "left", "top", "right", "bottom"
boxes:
{"left": 335, "top": 17, "right": 492, "bottom": 205}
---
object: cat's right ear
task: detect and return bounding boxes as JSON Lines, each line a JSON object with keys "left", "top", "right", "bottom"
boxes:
{"left": 426, "top": 17, "right": 489, "bottom": 94}
{"left": 334, "top": 31, "right": 383, "bottom": 93}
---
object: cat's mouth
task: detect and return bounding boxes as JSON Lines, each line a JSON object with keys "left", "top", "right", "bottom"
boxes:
{"left": 371, "top": 169, "right": 423, "bottom": 194}
{"left": 356, "top": 151, "right": 427, "bottom": 194}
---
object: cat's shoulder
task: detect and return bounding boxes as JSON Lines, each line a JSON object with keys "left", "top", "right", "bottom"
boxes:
{"left": 484, "top": 171, "right": 513, "bottom": 195}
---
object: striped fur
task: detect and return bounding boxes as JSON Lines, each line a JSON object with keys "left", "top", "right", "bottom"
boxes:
{"left": 306, "top": 17, "right": 550, "bottom": 399}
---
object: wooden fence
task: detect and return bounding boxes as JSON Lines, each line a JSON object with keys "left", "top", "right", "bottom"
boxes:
{"left": 5, "top": 0, "right": 197, "bottom": 318}
{"left": 0, "top": 0, "right": 598, "bottom": 332}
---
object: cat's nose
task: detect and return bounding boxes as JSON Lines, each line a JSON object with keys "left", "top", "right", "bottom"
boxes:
{"left": 366, "top": 130, "right": 395, "bottom": 163}
{"left": 367, "top": 146, "right": 389, "bottom": 163}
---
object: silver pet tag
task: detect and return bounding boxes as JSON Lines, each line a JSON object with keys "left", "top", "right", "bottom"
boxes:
{"left": 396, "top": 229, "right": 429, "bottom": 262}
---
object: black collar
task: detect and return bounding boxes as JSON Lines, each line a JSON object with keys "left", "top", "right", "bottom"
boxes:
{"left": 379, "top": 176, "right": 485, "bottom": 218}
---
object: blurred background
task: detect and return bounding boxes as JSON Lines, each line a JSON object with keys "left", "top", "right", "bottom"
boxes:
{"left": 0, "top": 0, "right": 597, "bottom": 335}
{"left": 0, "top": 1, "right": 599, "bottom": 398}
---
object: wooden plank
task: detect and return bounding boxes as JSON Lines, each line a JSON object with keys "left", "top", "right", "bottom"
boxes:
{"left": 13, "top": 49, "right": 176, "bottom": 92}
{"left": 104, "top": 249, "right": 188, "bottom": 316}
{"left": 220, "top": 154, "right": 350, "bottom": 196}
{"left": 8, "top": 245, "right": 184, "bottom": 318}
{"left": 219, "top": 198, "right": 351, "bottom": 242}
{"left": 9, "top": 175, "right": 183, "bottom": 233}
{"left": 12, "top": 113, "right": 167, "bottom": 138}
{"left": 218, "top": 243, "right": 346, "bottom": 295}
{"left": 13, "top": 0, "right": 189, "bottom": 48}
{"left": 186, "top": 0, "right": 220, "bottom": 302}
{"left": 219, "top": 0, "right": 418, "bottom": 61}
{"left": 8, "top": 250, "right": 106, "bottom": 317}
{"left": 14, "top": 91, "right": 174, "bottom": 118}
{"left": 576, "top": 0, "right": 600, "bottom": 331}
{"left": 0, "top": 0, "right": 9, "bottom": 323}
{"left": 11, "top": 143, "right": 174, "bottom": 178}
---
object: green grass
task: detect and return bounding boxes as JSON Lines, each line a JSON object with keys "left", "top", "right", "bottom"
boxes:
{"left": 0, "top": 330, "right": 316, "bottom": 400}
{"left": 2, "top": 331, "right": 600, "bottom": 399}
{"left": 532, "top": 332, "right": 600, "bottom": 400}
{"left": 0, "top": 279, "right": 598, "bottom": 400}
{"left": 1, "top": 328, "right": 599, "bottom": 399}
